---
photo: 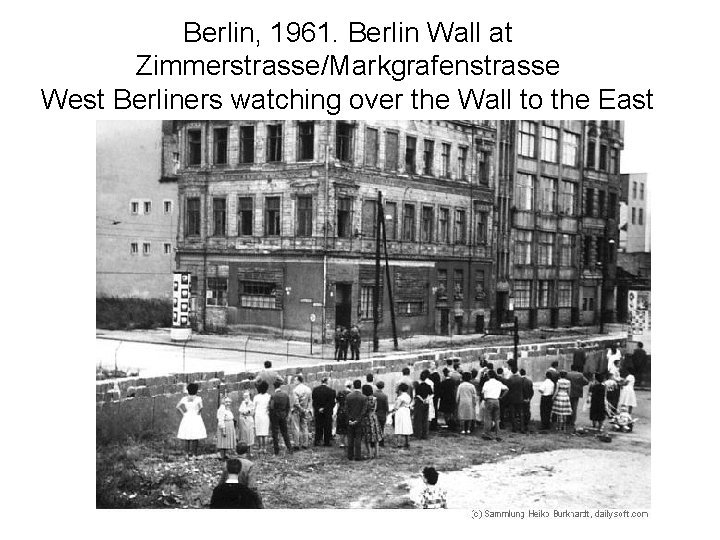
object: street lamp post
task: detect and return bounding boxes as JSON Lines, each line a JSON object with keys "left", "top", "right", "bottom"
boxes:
{"left": 598, "top": 236, "right": 616, "bottom": 334}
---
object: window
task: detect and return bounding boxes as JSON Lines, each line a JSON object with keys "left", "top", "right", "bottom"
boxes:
{"left": 206, "top": 277, "right": 228, "bottom": 307}
{"left": 130, "top": 201, "right": 139, "bottom": 214}
{"left": 438, "top": 208, "right": 449, "bottom": 243}
{"left": 239, "top": 126, "right": 255, "bottom": 163}
{"left": 238, "top": 197, "right": 253, "bottom": 236}
{"left": 454, "top": 209, "right": 466, "bottom": 244}
{"left": 640, "top": 183, "right": 645, "bottom": 200}
{"left": 585, "top": 188, "right": 595, "bottom": 216}
{"left": 609, "top": 147, "right": 618, "bottom": 174}
{"left": 586, "top": 139, "right": 596, "bottom": 169}
{"left": 423, "top": 139, "right": 434, "bottom": 175}
{"left": 437, "top": 269, "right": 448, "bottom": 296}
{"left": 541, "top": 126, "right": 559, "bottom": 162}
{"left": 562, "top": 132, "right": 579, "bottom": 167}
{"left": 421, "top": 206, "right": 434, "bottom": 242}
{"left": 336, "top": 121, "right": 353, "bottom": 161}
{"left": 441, "top": 143, "right": 451, "bottom": 178}
{"left": 397, "top": 301, "right": 425, "bottom": 316}
{"left": 458, "top": 146, "right": 468, "bottom": 180}
{"left": 360, "top": 286, "right": 375, "bottom": 319}
{"left": 477, "top": 152, "right": 490, "bottom": 185}
{"left": 212, "top": 198, "right": 226, "bottom": 236}
{"left": 608, "top": 192, "right": 617, "bottom": 220}
{"left": 130, "top": 242, "right": 138, "bottom": 255}
{"left": 163, "top": 200, "right": 173, "bottom": 214}
{"left": 598, "top": 190, "right": 606, "bottom": 217}
{"left": 453, "top": 269, "right": 464, "bottom": 298}
{"left": 559, "top": 234, "right": 574, "bottom": 266}
{"left": 213, "top": 127, "right": 228, "bottom": 164}
{"left": 265, "top": 196, "right": 281, "bottom": 236}
{"left": 385, "top": 202, "right": 397, "bottom": 240}
{"left": 186, "top": 197, "right": 201, "bottom": 237}
{"left": 515, "top": 173, "right": 534, "bottom": 211}
{"left": 515, "top": 230, "right": 533, "bottom": 265}
{"left": 538, "top": 280, "right": 553, "bottom": 308}
{"left": 142, "top": 242, "right": 151, "bottom": 255}
{"left": 362, "top": 199, "right": 377, "bottom": 238}
{"left": 537, "top": 232, "right": 555, "bottom": 265}
{"left": 364, "top": 128, "right": 378, "bottom": 167}
{"left": 558, "top": 281, "right": 573, "bottom": 307}
{"left": 187, "top": 129, "right": 201, "bottom": 166}
{"left": 164, "top": 243, "right": 172, "bottom": 255}
{"left": 405, "top": 136, "right": 417, "bottom": 174}
{"left": 296, "top": 196, "right": 313, "bottom": 237}
{"left": 384, "top": 131, "right": 398, "bottom": 171}
{"left": 598, "top": 143, "right": 608, "bottom": 171}
{"left": 631, "top": 207, "right": 636, "bottom": 224}
{"left": 518, "top": 121, "right": 537, "bottom": 158}
{"left": 560, "top": 180, "right": 576, "bottom": 214}
{"left": 475, "top": 270, "right": 485, "bottom": 297}
{"left": 638, "top": 208, "right": 644, "bottom": 225}
{"left": 143, "top": 201, "right": 152, "bottom": 214}
{"left": 239, "top": 281, "right": 277, "bottom": 309}
{"left": 475, "top": 210, "right": 488, "bottom": 244}
{"left": 402, "top": 204, "right": 416, "bottom": 241}
{"left": 539, "top": 177, "right": 557, "bottom": 213}
{"left": 337, "top": 197, "right": 352, "bottom": 238}
{"left": 583, "top": 236, "right": 594, "bottom": 267}
{"left": 266, "top": 124, "right": 283, "bottom": 162}
{"left": 582, "top": 295, "right": 595, "bottom": 312}
{"left": 514, "top": 280, "right": 531, "bottom": 308}
{"left": 297, "top": 121, "right": 314, "bottom": 161}
{"left": 632, "top": 181, "right": 637, "bottom": 199}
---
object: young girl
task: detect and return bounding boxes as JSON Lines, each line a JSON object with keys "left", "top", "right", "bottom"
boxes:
{"left": 176, "top": 382, "right": 207, "bottom": 457}
{"left": 589, "top": 372, "right": 607, "bottom": 430}
{"left": 216, "top": 396, "right": 237, "bottom": 460}
{"left": 253, "top": 381, "right": 271, "bottom": 454}
{"left": 551, "top": 371, "right": 572, "bottom": 432}
{"left": 391, "top": 382, "right": 413, "bottom": 448}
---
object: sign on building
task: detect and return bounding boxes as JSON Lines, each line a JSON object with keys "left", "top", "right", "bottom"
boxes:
{"left": 171, "top": 271, "right": 192, "bottom": 341}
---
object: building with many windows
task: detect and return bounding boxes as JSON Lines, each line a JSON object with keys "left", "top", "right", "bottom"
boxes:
{"left": 171, "top": 120, "right": 497, "bottom": 338}
{"left": 96, "top": 121, "right": 178, "bottom": 298}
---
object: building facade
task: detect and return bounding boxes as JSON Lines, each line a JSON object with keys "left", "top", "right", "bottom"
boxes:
{"left": 170, "top": 120, "right": 623, "bottom": 337}
{"left": 96, "top": 121, "right": 178, "bottom": 298}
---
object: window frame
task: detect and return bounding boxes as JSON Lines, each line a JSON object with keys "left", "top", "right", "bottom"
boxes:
{"left": 266, "top": 124, "right": 283, "bottom": 163}
{"left": 265, "top": 196, "right": 282, "bottom": 236}
{"left": 239, "top": 125, "right": 255, "bottom": 164}
{"left": 212, "top": 197, "right": 227, "bottom": 237}
{"left": 296, "top": 195, "right": 313, "bottom": 237}
{"left": 518, "top": 121, "right": 537, "bottom": 158}
{"left": 541, "top": 125, "right": 559, "bottom": 163}
{"left": 297, "top": 121, "right": 315, "bottom": 161}
{"left": 238, "top": 196, "right": 254, "bottom": 236}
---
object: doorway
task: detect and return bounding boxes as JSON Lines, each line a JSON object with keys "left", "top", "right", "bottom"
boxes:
{"left": 439, "top": 309, "right": 449, "bottom": 335}
{"left": 335, "top": 283, "right": 352, "bottom": 329}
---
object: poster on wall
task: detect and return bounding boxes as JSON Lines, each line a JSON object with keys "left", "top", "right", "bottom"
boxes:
{"left": 172, "top": 272, "right": 191, "bottom": 329}
{"left": 627, "top": 290, "right": 651, "bottom": 342}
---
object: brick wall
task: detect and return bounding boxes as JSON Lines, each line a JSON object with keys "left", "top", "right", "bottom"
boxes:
{"left": 96, "top": 336, "right": 623, "bottom": 444}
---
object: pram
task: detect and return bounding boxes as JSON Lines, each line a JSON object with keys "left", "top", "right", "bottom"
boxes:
{"left": 606, "top": 402, "right": 637, "bottom": 432}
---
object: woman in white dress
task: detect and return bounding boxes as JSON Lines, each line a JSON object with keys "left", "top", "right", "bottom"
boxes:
{"left": 618, "top": 368, "right": 638, "bottom": 415}
{"left": 237, "top": 390, "right": 256, "bottom": 454}
{"left": 253, "top": 380, "right": 271, "bottom": 454}
{"left": 215, "top": 396, "right": 237, "bottom": 460}
{"left": 606, "top": 344, "right": 623, "bottom": 373}
{"left": 176, "top": 382, "right": 207, "bottom": 457}
{"left": 391, "top": 382, "right": 413, "bottom": 449}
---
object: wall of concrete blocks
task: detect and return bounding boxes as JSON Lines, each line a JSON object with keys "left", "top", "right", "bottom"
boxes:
{"left": 96, "top": 336, "right": 623, "bottom": 444}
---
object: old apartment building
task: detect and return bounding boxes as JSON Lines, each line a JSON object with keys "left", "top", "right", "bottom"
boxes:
{"left": 171, "top": 120, "right": 496, "bottom": 338}
{"left": 168, "top": 119, "right": 623, "bottom": 337}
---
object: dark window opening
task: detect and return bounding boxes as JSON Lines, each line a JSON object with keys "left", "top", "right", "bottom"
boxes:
{"left": 213, "top": 127, "right": 228, "bottom": 165}
{"left": 239, "top": 126, "right": 255, "bottom": 164}
{"left": 187, "top": 129, "right": 201, "bottom": 166}
{"left": 238, "top": 197, "right": 253, "bottom": 236}
{"left": 298, "top": 122, "right": 314, "bottom": 161}
{"left": 336, "top": 122, "right": 353, "bottom": 162}
{"left": 267, "top": 124, "right": 283, "bottom": 162}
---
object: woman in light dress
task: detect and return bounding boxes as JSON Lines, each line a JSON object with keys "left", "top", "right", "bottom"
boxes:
{"left": 176, "top": 382, "right": 207, "bottom": 457}
{"left": 551, "top": 371, "right": 572, "bottom": 432}
{"left": 618, "top": 368, "right": 638, "bottom": 417}
{"left": 215, "top": 396, "right": 237, "bottom": 460}
{"left": 391, "top": 382, "right": 413, "bottom": 448}
{"left": 237, "top": 390, "right": 256, "bottom": 454}
{"left": 253, "top": 380, "right": 271, "bottom": 454}
{"left": 606, "top": 344, "right": 623, "bottom": 373}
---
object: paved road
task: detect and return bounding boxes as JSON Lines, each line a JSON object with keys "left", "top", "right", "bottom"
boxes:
{"left": 95, "top": 338, "right": 333, "bottom": 377}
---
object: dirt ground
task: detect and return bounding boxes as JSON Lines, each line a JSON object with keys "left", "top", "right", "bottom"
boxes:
{"left": 97, "top": 391, "right": 650, "bottom": 509}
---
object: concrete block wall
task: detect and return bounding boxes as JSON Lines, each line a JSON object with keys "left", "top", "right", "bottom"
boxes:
{"left": 97, "top": 336, "right": 623, "bottom": 444}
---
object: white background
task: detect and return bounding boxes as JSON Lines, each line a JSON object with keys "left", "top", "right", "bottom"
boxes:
{"left": 2, "top": 0, "right": 716, "bottom": 535}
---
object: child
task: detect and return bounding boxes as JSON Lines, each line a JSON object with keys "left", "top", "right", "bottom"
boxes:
{"left": 419, "top": 466, "right": 447, "bottom": 509}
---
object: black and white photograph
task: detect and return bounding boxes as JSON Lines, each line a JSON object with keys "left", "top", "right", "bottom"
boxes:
{"left": 96, "top": 120, "right": 651, "bottom": 509}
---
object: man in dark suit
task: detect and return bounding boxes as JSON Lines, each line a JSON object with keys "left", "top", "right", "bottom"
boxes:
{"left": 504, "top": 366, "right": 526, "bottom": 433}
{"left": 210, "top": 459, "right": 264, "bottom": 509}
{"left": 436, "top": 368, "right": 457, "bottom": 430}
{"left": 312, "top": 377, "right": 336, "bottom": 446}
{"left": 373, "top": 381, "right": 389, "bottom": 447}
{"left": 520, "top": 368, "right": 535, "bottom": 429}
{"left": 345, "top": 379, "right": 368, "bottom": 460}
{"left": 566, "top": 364, "right": 589, "bottom": 427}
{"left": 269, "top": 380, "right": 293, "bottom": 455}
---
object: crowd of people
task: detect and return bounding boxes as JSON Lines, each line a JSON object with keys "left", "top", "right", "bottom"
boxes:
{"left": 174, "top": 344, "right": 645, "bottom": 507}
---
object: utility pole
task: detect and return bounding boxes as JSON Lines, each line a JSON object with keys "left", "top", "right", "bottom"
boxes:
{"left": 380, "top": 196, "right": 399, "bottom": 350}
{"left": 373, "top": 191, "right": 382, "bottom": 352}
{"left": 513, "top": 316, "right": 519, "bottom": 364}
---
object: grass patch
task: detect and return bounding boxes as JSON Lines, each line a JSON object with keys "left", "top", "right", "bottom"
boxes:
{"left": 96, "top": 297, "right": 172, "bottom": 330}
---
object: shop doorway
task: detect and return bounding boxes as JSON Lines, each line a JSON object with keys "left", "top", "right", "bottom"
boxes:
{"left": 335, "top": 283, "right": 352, "bottom": 329}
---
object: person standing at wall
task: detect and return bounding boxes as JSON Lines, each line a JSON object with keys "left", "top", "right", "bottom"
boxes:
{"left": 339, "top": 327, "right": 350, "bottom": 360}
{"left": 312, "top": 377, "right": 336, "bottom": 447}
{"left": 504, "top": 366, "right": 527, "bottom": 433}
{"left": 373, "top": 381, "right": 389, "bottom": 447}
{"left": 268, "top": 380, "right": 293, "bottom": 456}
{"left": 481, "top": 371, "right": 508, "bottom": 441}
{"left": 215, "top": 396, "right": 237, "bottom": 460}
{"left": 538, "top": 371, "right": 555, "bottom": 431}
{"left": 291, "top": 374, "right": 312, "bottom": 451}
{"left": 412, "top": 372, "right": 433, "bottom": 440}
{"left": 391, "top": 382, "right": 414, "bottom": 448}
{"left": 436, "top": 368, "right": 457, "bottom": 431}
{"left": 346, "top": 380, "right": 368, "bottom": 461}
{"left": 566, "top": 364, "right": 589, "bottom": 428}
{"left": 456, "top": 372, "right": 478, "bottom": 435}
{"left": 334, "top": 326, "right": 342, "bottom": 360}
{"left": 253, "top": 381, "right": 271, "bottom": 455}
{"left": 349, "top": 325, "right": 361, "bottom": 360}
{"left": 176, "top": 382, "right": 207, "bottom": 458}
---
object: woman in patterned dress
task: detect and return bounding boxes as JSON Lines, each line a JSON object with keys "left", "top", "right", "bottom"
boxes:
{"left": 335, "top": 381, "right": 351, "bottom": 448}
{"left": 551, "top": 371, "right": 572, "bottom": 432}
{"left": 176, "top": 382, "right": 207, "bottom": 457}
{"left": 253, "top": 381, "right": 271, "bottom": 454}
{"left": 216, "top": 396, "right": 237, "bottom": 460}
{"left": 237, "top": 391, "right": 256, "bottom": 454}
{"left": 361, "top": 384, "right": 381, "bottom": 459}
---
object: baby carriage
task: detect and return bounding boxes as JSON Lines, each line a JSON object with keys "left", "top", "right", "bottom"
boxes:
{"left": 607, "top": 403, "right": 636, "bottom": 432}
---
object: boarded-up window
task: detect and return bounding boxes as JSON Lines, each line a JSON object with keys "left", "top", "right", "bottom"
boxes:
{"left": 362, "top": 199, "right": 377, "bottom": 238}
{"left": 384, "top": 131, "right": 398, "bottom": 171}
{"left": 365, "top": 128, "right": 378, "bottom": 167}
